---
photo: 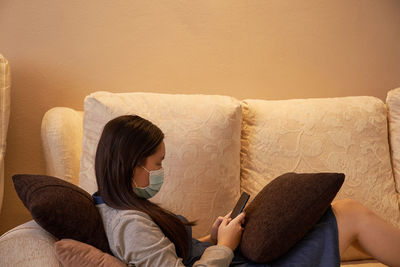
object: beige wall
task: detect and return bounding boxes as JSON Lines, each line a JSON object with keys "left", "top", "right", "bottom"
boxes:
{"left": 0, "top": 0, "right": 400, "bottom": 234}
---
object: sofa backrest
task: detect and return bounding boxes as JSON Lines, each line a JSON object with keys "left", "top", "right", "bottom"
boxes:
{"left": 240, "top": 96, "right": 400, "bottom": 229}
{"left": 41, "top": 90, "right": 400, "bottom": 237}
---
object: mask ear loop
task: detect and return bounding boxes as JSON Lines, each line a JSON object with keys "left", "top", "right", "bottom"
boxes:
{"left": 133, "top": 166, "right": 149, "bottom": 189}
{"left": 133, "top": 181, "right": 145, "bottom": 189}
{"left": 132, "top": 168, "right": 140, "bottom": 188}
{"left": 141, "top": 165, "right": 150, "bottom": 173}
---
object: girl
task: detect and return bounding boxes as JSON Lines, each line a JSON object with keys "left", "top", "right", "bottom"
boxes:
{"left": 93, "top": 115, "right": 400, "bottom": 267}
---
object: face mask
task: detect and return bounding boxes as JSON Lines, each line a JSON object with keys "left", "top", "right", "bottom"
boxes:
{"left": 133, "top": 166, "right": 164, "bottom": 199}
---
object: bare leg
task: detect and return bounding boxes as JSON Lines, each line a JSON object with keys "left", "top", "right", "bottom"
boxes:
{"left": 332, "top": 199, "right": 400, "bottom": 267}
{"left": 340, "top": 242, "right": 372, "bottom": 261}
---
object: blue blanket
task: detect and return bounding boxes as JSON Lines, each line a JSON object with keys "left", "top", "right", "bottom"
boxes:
{"left": 183, "top": 207, "right": 340, "bottom": 267}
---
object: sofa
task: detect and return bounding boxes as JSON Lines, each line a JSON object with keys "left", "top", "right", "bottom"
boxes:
{"left": 0, "top": 54, "right": 11, "bottom": 214}
{"left": 1, "top": 89, "right": 400, "bottom": 266}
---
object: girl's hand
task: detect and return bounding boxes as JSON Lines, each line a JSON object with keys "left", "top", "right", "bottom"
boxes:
{"left": 210, "top": 212, "right": 231, "bottom": 244}
{"left": 217, "top": 212, "right": 245, "bottom": 251}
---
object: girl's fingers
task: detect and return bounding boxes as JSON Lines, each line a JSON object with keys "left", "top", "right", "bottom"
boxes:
{"left": 214, "top": 217, "right": 224, "bottom": 228}
{"left": 232, "top": 212, "right": 245, "bottom": 224}
{"left": 224, "top": 211, "right": 232, "bottom": 219}
{"left": 222, "top": 217, "right": 233, "bottom": 227}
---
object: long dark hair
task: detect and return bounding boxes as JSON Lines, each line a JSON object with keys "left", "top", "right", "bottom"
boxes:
{"left": 95, "top": 115, "right": 190, "bottom": 260}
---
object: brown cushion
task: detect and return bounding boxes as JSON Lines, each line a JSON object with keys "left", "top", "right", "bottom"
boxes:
{"left": 55, "top": 239, "right": 126, "bottom": 267}
{"left": 240, "top": 172, "right": 345, "bottom": 263}
{"left": 12, "top": 174, "right": 111, "bottom": 253}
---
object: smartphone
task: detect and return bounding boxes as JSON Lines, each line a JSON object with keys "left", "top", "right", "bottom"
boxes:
{"left": 230, "top": 192, "right": 250, "bottom": 219}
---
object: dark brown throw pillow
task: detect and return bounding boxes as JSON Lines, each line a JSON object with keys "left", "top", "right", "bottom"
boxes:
{"left": 240, "top": 172, "right": 345, "bottom": 263}
{"left": 12, "top": 174, "right": 111, "bottom": 254}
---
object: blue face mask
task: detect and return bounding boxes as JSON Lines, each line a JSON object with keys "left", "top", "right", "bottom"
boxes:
{"left": 133, "top": 166, "right": 164, "bottom": 199}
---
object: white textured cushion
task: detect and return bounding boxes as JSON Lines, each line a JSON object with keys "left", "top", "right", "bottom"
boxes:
{"left": 241, "top": 96, "right": 400, "bottom": 230}
{"left": 386, "top": 87, "right": 400, "bottom": 195}
{"left": 79, "top": 91, "right": 242, "bottom": 237}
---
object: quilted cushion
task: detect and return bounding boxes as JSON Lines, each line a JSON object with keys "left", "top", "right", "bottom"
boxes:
{"left": 240, "top": 96, "right": 400, "bottom": 232}
{"left": 79, "top": 91, "right": 242, "bottom": 237}
{"left": 240, "top": 172, "right": 345, "bottom": 262}
{"left": 12, "top": 174, "right": 111, "bottom": 253}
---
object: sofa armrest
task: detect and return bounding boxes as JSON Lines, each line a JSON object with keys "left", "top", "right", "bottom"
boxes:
{"left": 0, "top": 220, "right": 61, "bottom": 267}
{"left": 41, "top": 107, "right": 83, "bottom": 185}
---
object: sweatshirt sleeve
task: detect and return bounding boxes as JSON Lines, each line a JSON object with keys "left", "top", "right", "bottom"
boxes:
{"left": 110, "top": 211, "right": 234, "bottom": 267}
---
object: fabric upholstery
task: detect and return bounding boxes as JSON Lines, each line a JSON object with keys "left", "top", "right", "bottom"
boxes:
{"left": 0, "top": 54, "right": 11, "bottom": 213}
{"left": 79, "top": 91, "right": 242, "bottom": 237}
{"left": 1, "top": 91, "right": 396, "bottom": 267}
{"left": 240, "top": 172, "right": 344, "bottom": 262}
{"left": 12, "top": 174, "right": 111, "bottom": 253}
{"left": 240, "top": 97, "right": 400, "bottom": 231}
{"left": 55, "top": 239, "right": 127, "bottom": 267}
{"left": 41, "top": 107, "right": 83, "bottom": 185}
{"left": 0, "top": 220, "right": 61, "bottom": 267}
{"left": 385, "top": 87, "right": 400, "bottom": 195}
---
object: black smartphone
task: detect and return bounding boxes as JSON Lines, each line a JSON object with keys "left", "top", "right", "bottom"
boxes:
{"left": 230, "top": 192, "right": 250, "bottom": 219}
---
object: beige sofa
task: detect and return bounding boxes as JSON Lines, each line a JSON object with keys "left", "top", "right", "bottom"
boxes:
{"left": 0, "top": 54, "right": 11, "bottom": 215}
{"left": 1, "top": 90, "right": 400, "bottom": 266}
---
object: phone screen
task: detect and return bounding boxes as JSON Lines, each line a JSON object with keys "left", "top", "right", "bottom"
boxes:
{"left": 230, "top": 192, "right": 250, "bottom": 219}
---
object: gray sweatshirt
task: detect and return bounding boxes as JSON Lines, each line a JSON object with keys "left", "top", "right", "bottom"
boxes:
{"left": 96, "top": 203, "right": 234, "bottom": 267}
